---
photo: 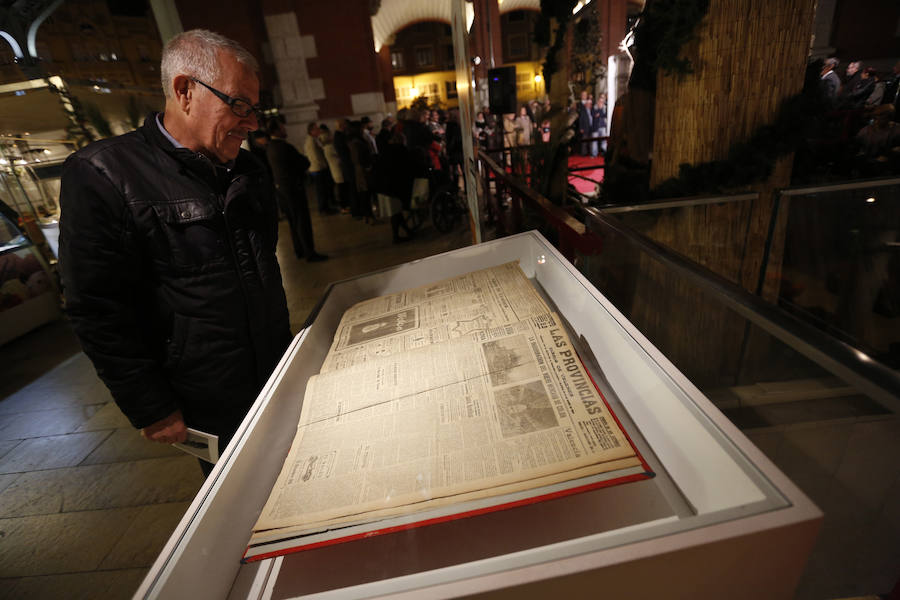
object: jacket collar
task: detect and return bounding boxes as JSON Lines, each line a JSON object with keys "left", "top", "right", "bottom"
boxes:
{"left": 140, "top": 112, "right": 261, "bottom": 191}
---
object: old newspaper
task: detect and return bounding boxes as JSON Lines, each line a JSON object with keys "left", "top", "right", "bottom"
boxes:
{"left": 250, "top": 264, "right": 641, "bottom": 549}
{"left": 319, "top": 261, "right": 552, "bottom": 372}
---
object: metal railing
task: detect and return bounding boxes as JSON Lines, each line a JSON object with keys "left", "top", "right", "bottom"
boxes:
{"left": 471, "top": 151, "right": 900, "bottom": 412}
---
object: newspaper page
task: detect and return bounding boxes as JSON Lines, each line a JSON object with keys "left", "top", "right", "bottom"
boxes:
{"left": 252, "top": 311, "right": 640, "bottom": 541}
{"left": 320, "top": 262, "right": 551, "bottom": 372}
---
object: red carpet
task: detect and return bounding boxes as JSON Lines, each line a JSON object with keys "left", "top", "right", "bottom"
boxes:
{"left": 568, "top": 155, "right": 605, "bottom": 197}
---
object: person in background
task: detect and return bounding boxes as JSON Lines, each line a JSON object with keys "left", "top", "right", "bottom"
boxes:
{"left": 865, "top": 69, "right": 885, "bottom": 109}
{"left": 376, "top": 116, "right": 394, "bottom": 151}
{"left": 855, "top": 104, "right": 900, "bottom": 161}
{"left": 595, "top": 93, "right": 608, "bottom": 154}
{"left": 266, "top": 117, "right": 327, "bottom": 262}
{"left": 540, "top": 118, "right": 551, "bottom": 143}
{"left": 375, "top": 131, "right": 416, "bottom": 244}
{"left": 515, "top": 105, "right": 533, "bottom": 147}
{"left": 58, "top": 29, "right": 292, "bottom": 476}
{"left": 882, "top": 61, "right": 900, "bottom": 109}
{"left": 842, "top": 67, "right": 876, "bottom": 110}
{"left": 333, "top": 118, "right": 357, "bottom": 214}
{"left": 361, "top": 116, "right": 378, "bottom": 155}
{"left": 445, "top": 108, "right": 463, "bottom": 191}
{"left": 319, "top": 124, "right": 348, "bottom": 215}
{"left": 473, "top": 111, "right": 489, "bottom": 148}
{"left": 820, "top": 57, "right": 842, "bottom": 109}
{"left": 578, "top": 97, "right": 595, "bottom": 155}
{"left": 348, "top": 120, "right": 375, "bottom": 222}
{"left": 305, "top": 122, "right": 336, "bottom": 215}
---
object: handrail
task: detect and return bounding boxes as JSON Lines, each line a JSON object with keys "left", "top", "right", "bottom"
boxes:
{"left": 478, "top": 149, "right": 587, "bottom": 235}
{"left": 477, "top": 149, "right": 606, "bottom": 260}
{"left": 581, "top": 205, "right": 900, "bottom": 413}
{"left": 779, "top": 176, "right": 900, "bottom": 196}
{"left": 596, "top": 192, "right": 757, "bottom": 214}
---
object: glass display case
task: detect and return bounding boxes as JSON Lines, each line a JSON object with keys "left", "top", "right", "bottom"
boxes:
{"left": 0, "top": 136, "right": 75, "bottom": 259}
{"left": 137, "top": 231, "right": 821, "bottom": 600}
{"left": 0, "top": 212, "right": 60, "bottom": 345}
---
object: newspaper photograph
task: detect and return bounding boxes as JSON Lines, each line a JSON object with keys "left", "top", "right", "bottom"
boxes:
{"left": 252, "top": 311, "right": 640, "bottom": 540}
{"left": 320, "top": 262, "right": 551, "bottom": 372}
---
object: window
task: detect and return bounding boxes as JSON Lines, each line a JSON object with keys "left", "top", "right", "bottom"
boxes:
{"left": 391, "top": 51, "right": 404, "bottom": 70}
{"left": 445, "top": 80, "right": 458, "bottom": 99}
{"left": 395, "top": 86, "right": 411, "bottom": 99}
{"left": 414, "top": 45, "right": 434, "bottom": 67}
{"left": 425, "top": 82, "right": 439, "bottom": 101}
{"left": 516, "top": 71, "right": 534, "bottom": 93}
{"left": 508, "top": 10, "right": 526, "bottom": 22}
{"left": 443, "top": 44, "right": 454, "bottom": 68}
{"left": 508, "top": 33, "right": 528, "bottom": 59}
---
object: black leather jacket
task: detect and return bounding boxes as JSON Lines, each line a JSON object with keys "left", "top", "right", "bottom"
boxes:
{"left": 59, "top": 113, "right": 292, "bottom": 437}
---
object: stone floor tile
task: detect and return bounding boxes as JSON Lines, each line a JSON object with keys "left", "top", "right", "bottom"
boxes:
{"left": 0, "top": 382, "right": 90, "bottom": 415}
{"left": 832, "top": 417, "right": 900, "bottom": 514}
{"left": 0, "top": 430, "right": 110, "bottom": 474}
{"left": 81, "top": 427, "right": 183, "bottom": 464}
{"left": 75, "top": 402, "right": 131, "bottom": 432}
{"left": 0, "top": 456, "right": 203, "bottom": 518}
{"left": 0, "top": 568, "right": 147, "bottom": 600}
{"left": 0, "top": 472, "right": 18, "bottom": 495}
{"left": 776, "top": 422, "right": 852, "bottom": 479}
{"left": 0, "top": 439, "right": 20, "bottom": 460}
{"left": 0, "top": 320, "right": 81, "bottom": 400}
{"left": 99, "top": 502, "right": 192, "bottom": 570}
{"left": 0, "top": 507, "right": 141, "bottom": 577}
{"left": 742, "top": 429, "right": 783, "bottom": 463}
{"left": 0, "top": 404, "right": 103, "bottom": 440}
{"left": 62, "top": 456, "right": 204, "bottom": 511}
{"left": 0, "top": 364, "right": 106, "bottom": 416}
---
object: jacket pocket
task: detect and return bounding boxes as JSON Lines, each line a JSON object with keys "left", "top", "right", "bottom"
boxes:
{"left": 152, "top": 199, "right": 229, "bottom": 270}
{"left": 164, "top": 312, "right": 190, "bottom": 371}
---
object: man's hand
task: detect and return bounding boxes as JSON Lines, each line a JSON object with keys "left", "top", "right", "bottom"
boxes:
{"left": 141, "top": 410, "right": 188, "bottom": 444}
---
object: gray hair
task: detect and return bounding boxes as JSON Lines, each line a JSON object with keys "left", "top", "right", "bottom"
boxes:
{"left": 160, "top": 29, "right": 259, "bottom": 99}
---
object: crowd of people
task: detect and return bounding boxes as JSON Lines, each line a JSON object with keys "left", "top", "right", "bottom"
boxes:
{"left": 473, "top": 98, "right": 553, "bottom": 153}
{"left": 247, "top": 107, "right": 464, "bottom": 248}
{"left": 816, "top": 57, "right": 900, "bottom": 178}
{"left": 471, "top": 90, "right": 608, "bottom": 161}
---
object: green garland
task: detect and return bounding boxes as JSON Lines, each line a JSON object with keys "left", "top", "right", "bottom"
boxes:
{"left": 536, "top": 0, "right": 580, "bottom": 91}
{"left": 629, "top": 0, "right": 711, "bottom": 91}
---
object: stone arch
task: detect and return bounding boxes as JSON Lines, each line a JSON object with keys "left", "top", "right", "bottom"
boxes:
{"left": 371, "top": 0, "right": 539, "bottom": 52}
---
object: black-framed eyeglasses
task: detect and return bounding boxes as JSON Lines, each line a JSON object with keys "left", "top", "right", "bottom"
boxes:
{"left": 190, "top": 77, "right": 262, "bottom": 119}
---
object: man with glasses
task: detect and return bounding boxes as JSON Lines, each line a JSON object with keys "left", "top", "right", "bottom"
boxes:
{"left": 58, "top": 30, "right": 292, "bottom": 476}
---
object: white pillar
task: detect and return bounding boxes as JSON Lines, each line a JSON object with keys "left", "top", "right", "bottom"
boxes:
{"left": 264, "top": 12, "right": 322, "bottom": 144}
{"left": 149, "top": 0, "right": 183, "bottom": 44}
{"left": 810, "top": 0, "right": 838, "bottom": 59}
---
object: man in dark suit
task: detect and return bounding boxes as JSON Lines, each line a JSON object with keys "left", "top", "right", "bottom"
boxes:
{"left": 266, "top": 118, "right": 327, "bottom": 262}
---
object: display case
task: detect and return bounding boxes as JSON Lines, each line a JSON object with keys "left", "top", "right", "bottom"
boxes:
{"left": 0, "top": 212, "right": 60, "bottom": 345}
{"left": 137, "top": 231, "right": 821, "bottom": 600}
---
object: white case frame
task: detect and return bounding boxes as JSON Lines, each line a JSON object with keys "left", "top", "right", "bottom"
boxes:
{"left": 136, "top": 231, "right": 821, "bottom": 600}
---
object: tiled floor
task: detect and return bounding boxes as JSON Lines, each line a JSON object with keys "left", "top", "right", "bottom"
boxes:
{"left": 0, "top": 209, "right": 472, "bottom": 599}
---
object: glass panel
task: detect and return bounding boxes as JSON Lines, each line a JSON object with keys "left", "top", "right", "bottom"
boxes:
{"left": 779, "top": 182, "right": 900, "bottom": 369}
{"left": 578, "top": 213, "right": 899, "bottom": 599}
